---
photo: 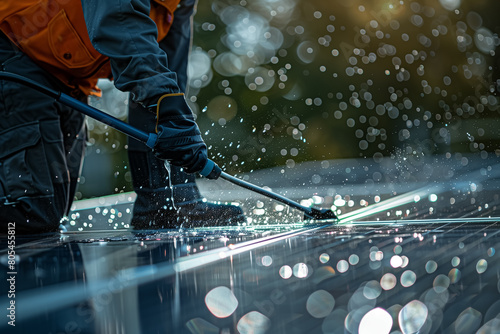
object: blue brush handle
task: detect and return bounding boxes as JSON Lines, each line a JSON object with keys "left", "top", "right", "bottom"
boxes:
{"left": 61, "top": 93, "right": 219, "bottom": 178}
{"left": 58, "top": 94, "right": 158, "bottom": 148}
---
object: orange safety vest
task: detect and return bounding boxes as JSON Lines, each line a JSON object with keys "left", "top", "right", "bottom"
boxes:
{"left": 0, "top": 0, "right": 181, "bottom": 96}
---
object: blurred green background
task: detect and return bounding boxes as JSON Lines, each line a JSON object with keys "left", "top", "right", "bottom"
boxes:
{"left": 77, "top": 0, "right": 499, "bottom": 200}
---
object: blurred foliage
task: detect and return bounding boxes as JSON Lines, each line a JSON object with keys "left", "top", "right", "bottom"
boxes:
{"left": 78, "top": 0, "right": 499, "bottom": 198}
{"left": 191, "top": 0, "right": 499, "bottom": 173}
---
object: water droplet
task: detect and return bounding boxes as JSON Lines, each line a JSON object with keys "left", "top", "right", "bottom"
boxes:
{"left": 381, "top": 273, "right": 397, "bottom": 290}
{"left": 433, "top": 274, "right": 450, "bottom": 293}
{"left": 279, "top": 265, "right": 292, "bottom": 279}
{"left": 205, "top": 286, "right": 238, "bottom": 318}
{"left": 476, "top": 259, "right": 487, "bottom": 274}
{"left": 293, "top": 263, "right": 309, "bottom": 278}
{"left": 401, "top": 270, "right": 417, "bottom": 287}
{"left": 359, "top": 307, "right": 393, "bottom": 334}
{"left": 425, "top": 260, "right": 438, "bottom": 274}
{"left": 237, "top": 311, "right": 270, "bottom": 334}
{"left": 399, "top": 300, "right": 428, "bottom": 334}
{"left": 319, "top": 253, "right": 330, "bottom": 263}
{"left": 306, "top": 290, "right": 335, "bottom": 318}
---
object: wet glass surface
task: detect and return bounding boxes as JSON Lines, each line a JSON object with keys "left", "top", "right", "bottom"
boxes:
{"left": 2, "top": 218, "right": 500, "bottom": 333}
{"left": 2, "top": 154, "right": 500, "bottom": 333}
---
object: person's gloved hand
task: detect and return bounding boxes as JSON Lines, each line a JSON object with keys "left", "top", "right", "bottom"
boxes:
{"left": 152, "top": 93, "right": 208, "bottom": 174}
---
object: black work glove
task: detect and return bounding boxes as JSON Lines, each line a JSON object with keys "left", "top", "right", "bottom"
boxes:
{"left": 152, "top": 93, "right": 208, "bottom": 174}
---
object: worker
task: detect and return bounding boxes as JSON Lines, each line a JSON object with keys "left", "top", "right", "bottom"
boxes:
{"left": 0, "top": 0, "right": 244, "bottom": 234}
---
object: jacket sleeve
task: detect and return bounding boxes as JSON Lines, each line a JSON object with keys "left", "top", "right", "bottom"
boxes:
{"left": 80, "top": 0, "right": 181, "bottom": 106}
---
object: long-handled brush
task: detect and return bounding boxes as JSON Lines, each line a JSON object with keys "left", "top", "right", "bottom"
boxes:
{"left": 0, "top": 72, "right": 337, "bottom": 221}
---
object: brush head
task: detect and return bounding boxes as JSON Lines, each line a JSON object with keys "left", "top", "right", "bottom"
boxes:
{"left": 305, "top": 208, "right": 338, "bottom": 221}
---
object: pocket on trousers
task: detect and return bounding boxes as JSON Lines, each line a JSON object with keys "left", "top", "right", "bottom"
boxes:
{"left": 0, "top": 122, "right": 53, "bottom": 200}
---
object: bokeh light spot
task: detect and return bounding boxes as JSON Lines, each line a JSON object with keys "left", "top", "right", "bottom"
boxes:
{"left": 261, "top": 255, "right": 272, "bottom": 267}
{"left": 293, "top": 263, "right": 309, "bottom": 278}
{"left": 359, "top": 307, "right": 393, "bottom": 334}
{"left": 319, "top": 253, "right": 330, "bottom": 264}
{"left": 400, "top": 270, "right": 417, "bottom": 287}
{"left": 439, "top": 0, "right": 461, "bottom": 11}
{"left": 306, "top": 290, "right": 335, "bottom": 318}
{"left": 279, "top": 265, "right": 293, "bottom": 279}
{"left": 476, "top": 259, "right": 488, "bottom": 274}
{"left": 425, "top": 260, "right": 438, "bottom": 274}
{"left": 454, "top": 308, "right": 482, "bottom": 333}
{"left": 391, "top": 255, "right": 403, "bottom": 268}
{"left": 237, "top": 311, "right": 271, "bottom": 334}
{"left": 399, "top": 300, "right": 428, "bottom": 334}
{"left": 205, "top": 286, "right": 239, "bottom": 318}
{"left": 337, "top": 260, "right": 349, "bottom": 273}
{"left": 433, "top": 274, "right": 451, "bottom": 293}
{"left": 206, "top": 95, "right": 238, "bottom": 122}
{"left": 380, "top": 273, "right": 397, "bottom": 290}
{"left": 487, "top": 247, "right": 495, "bottom": 257}
{"left": 448, "top": 268, "right": 461, "bottom": 284}
{"left": 363, "top": 280, "right": 382, "bottom": 299}
{"left": 349, "top": 254, "right": 360, "bottom": 265}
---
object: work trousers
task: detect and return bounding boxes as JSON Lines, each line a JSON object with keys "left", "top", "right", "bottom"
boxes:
{"left": 0, "top": 32, "right": 86, "bottom": 234}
